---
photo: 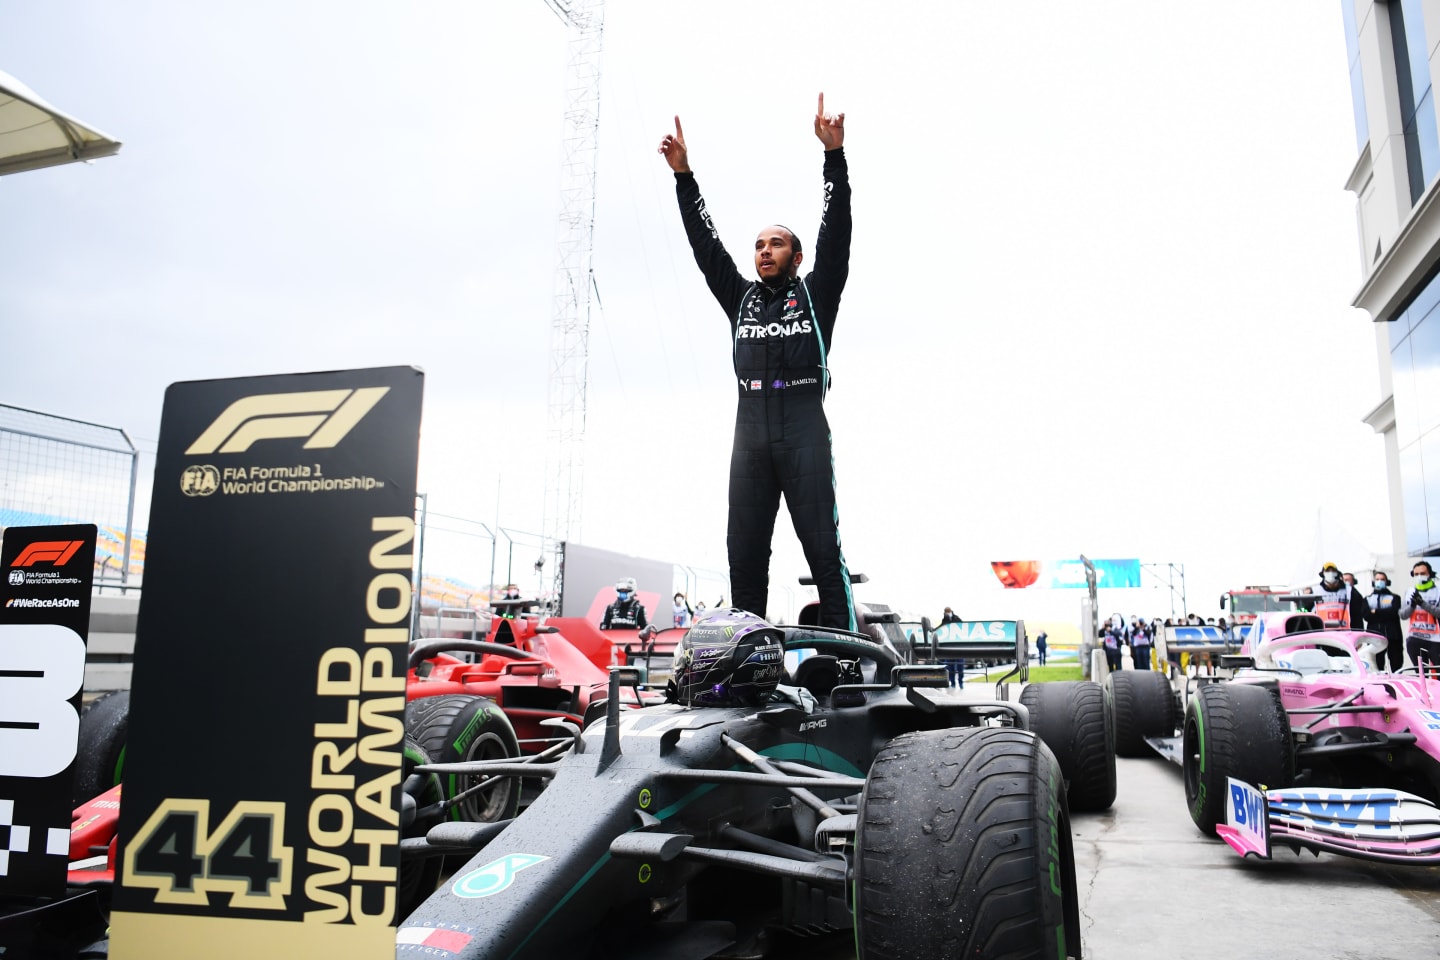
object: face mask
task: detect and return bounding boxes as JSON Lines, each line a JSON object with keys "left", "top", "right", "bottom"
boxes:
{"left": 617, "top": 591, "right": 631, "bottom": 600}
{"left": 1322, "top": 572, "right": 1339, "bottom": 584}
{"left": 1375, "top": 580, "right": 1388, "bottom": 590}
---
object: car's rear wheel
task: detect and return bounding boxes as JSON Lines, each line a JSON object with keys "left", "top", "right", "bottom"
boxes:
{"left": 854, "top": 727, "right": 1081, "bottom": 959}
{"left": 73, "top": 690, "right": 129, "bottom": 808}
{"left": 1106, "top": 670, "right": 1175, "bottom": 757}
{"left": 1183, "top": 683, "right": 1293, "bottom": 835}
{"left": 405, "top": 694, "right": 520, "bottom": 822}
{"left": 1020, "top": 680, "right": 1116, "bottom": 811}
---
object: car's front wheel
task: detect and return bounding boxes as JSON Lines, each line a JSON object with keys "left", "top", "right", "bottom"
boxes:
{"left": 1183, "top": 682, "right": 1293, "bottom": 835}
{"left": 405, "top": 694, "right": 520, "bottom": 823}
{"left": 854, "top": 727, "right": 1081, "bottom": 959}
{"left": 73, "top": 690, "right": 129, "bottom": 808}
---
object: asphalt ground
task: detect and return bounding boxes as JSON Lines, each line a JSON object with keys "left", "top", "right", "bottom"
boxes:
{"left": 1075, "top": 754, "right": 1440, "bottom": 960}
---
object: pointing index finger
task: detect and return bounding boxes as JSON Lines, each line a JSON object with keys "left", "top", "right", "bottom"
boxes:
{"left": 674, "top": 115, "right": 684, "bottom": 141}
{"left": 817, "top": 92, "right": 824, "bottom": 118}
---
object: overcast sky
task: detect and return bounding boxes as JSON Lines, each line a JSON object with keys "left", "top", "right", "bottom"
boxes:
{"left": 0, "top": 2, "right": 1389, "bottom": 628}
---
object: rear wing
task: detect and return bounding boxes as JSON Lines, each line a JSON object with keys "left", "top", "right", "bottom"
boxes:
{"left": 918, "top": 619, "right": 1026, "bottom": 663}
{"left": 1156, "top": 625, "right": 1237, "bottom": 666}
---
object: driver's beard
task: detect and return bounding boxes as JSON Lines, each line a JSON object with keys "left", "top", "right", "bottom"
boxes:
{"left": 761, "top": 254, "right": 798, "bottom": 286}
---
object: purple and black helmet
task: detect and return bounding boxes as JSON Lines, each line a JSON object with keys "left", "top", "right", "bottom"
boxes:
{"left": 667, "top": 608, "right": 784, "bottom": 707}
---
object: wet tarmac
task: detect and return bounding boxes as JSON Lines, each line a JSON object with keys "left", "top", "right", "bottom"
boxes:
{"left": 1073, "top": 755, "right": 1440, "bottom": 960}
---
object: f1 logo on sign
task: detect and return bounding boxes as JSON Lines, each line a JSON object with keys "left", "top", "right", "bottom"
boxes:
{"left": 10, "top": 541, "right": 85, "bottom": 568}
{"left": 185, "top": 387, "right": 389, "bottom": 455}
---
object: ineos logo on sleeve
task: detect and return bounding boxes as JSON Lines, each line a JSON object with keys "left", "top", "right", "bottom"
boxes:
{"left": 185, "top": 387, "right": 389, "bottom": 455}
{"left": 11, "top": 541, "right": 84, "bottom": 568}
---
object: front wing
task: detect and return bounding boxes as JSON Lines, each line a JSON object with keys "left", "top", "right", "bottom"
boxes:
{"left": 1217, "top": 777, "right": 1440, "bottom": 864}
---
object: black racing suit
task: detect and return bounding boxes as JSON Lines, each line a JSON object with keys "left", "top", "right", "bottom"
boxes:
{"left": 675, "top": 148, "right": 857, "bottom": 631}
{"left": 600, "top": 596, "right": 647, "bottom": 630}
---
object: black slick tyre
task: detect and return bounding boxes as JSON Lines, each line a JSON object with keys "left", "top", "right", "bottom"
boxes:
{"left": 405, "top": 694, "right": 520, "bottom": 822}
{"left": 73, "top": 690, "right": 130, "bottom": 808}
{"left": 1183, "top": 682, "right": 1293, "bottom": 835}
{"left": 1106, "top": 670, "right": 1175, "bottom": 757}
{"left": 855, "top": 727, "right": 1081, "bottom": 959}
{"left": 1020, "top": 680, "right": 1116, "bottom": 811}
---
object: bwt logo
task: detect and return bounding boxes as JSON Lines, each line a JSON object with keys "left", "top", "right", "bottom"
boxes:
{"left": 185, "top": 387, "right": 389, "bottom": 455}
{"left": 11, "top": 540, "right": 84, "bottom": 568}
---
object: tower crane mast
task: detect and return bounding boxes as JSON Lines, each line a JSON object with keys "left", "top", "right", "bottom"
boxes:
{"left": 538, "top": 0, "right": 604, "bottom": 607}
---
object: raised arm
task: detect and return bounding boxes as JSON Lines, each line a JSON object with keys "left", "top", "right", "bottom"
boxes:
{"left": 808, "top": 93, "right": 851, "bottom": 312}
{"left": 661, "top": 114, "right": 748, "bottom": 318}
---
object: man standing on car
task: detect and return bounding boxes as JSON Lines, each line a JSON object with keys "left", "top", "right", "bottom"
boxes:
{"left": 1367, "top": 570, "right": 1405, "bottom": 672}
{"left": 658, "top": 94, "right": 857, "bottom": 632}
{"left": 1402, "top": 561, "right": 1440, "bottom": 672}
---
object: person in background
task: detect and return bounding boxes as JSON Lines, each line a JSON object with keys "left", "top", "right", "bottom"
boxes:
{"left": 938, "top": 607, "right": 962, "bottom": 686}
{"left": 1035, "top": 628, "right": 1049, "bottom": 667}
{"left": 1402, "top": 560, "right": 1440, "bottom": 673}
{"left": 693, "top": 600, "right": 708, "bottom": 621}
{"left": 1130, "top": 617, "right": 1152, "bottom": 670}
{"left": 1366, "top": 570, "right": 1404, "bottom": 672}
{"left": 672, "top": 592, "right": 693, "bottom": 629}
{"left": 601, "top": 577, "right": 649, "bottom": 630}
{"left": 1101, "top": 620, "right": 1124, "bottom": 672}
{"left": 1314, "top": 563, "right": 1355, "bottom": 628}
{"left": 1295, "top": 586, "right": 1316, "bottom": 613}
{"left": 1217, "top": 617, "right": 1234, "bottom": 641}
{"left": 494, "top": 583, "right": 524, "bottom": 619}
{"left": 1341, "top": 572, "right": 1370, "bottom": 633}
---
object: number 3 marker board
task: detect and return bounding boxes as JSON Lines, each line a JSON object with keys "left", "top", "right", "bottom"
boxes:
{"left": 109, "top": 367, "right": 423, "bottom": 960}
{"left": 0, "top": 524, "right": 97, "bottom": 899}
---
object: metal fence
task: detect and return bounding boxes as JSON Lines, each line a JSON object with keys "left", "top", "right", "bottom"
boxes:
{"left": 413, "top": 496, "right": 551, "bottom": 612}
{"left": 0, "top": 404, "right": 140, "bottom": 587}
{"left": 410, "top": 497, "right": 733, "bottom": 621}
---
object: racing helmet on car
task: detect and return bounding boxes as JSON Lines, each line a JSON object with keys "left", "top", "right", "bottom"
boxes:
{"left": 666, "top": 608, "right": 784, "bottom": 707}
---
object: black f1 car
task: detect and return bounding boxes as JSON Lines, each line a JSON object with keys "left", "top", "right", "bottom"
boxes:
{"left": 398, "top": 609, "right": 1084, "bottom": 959}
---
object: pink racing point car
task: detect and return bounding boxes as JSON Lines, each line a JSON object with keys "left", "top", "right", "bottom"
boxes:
{"left": 1181, "top": 609, "right": 1440, "bottom": 864}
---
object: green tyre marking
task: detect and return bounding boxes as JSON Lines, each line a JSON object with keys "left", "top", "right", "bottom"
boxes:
{"left": 1195, "top": 697, "right": 1206, "bottom": 774}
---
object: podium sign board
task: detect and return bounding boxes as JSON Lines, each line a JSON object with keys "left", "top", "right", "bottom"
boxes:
{"left": 110, "top": 367, "right": 423, "bottom": 959}
{"left": 0, "top": 524, "right": 96, "bottom": 898}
